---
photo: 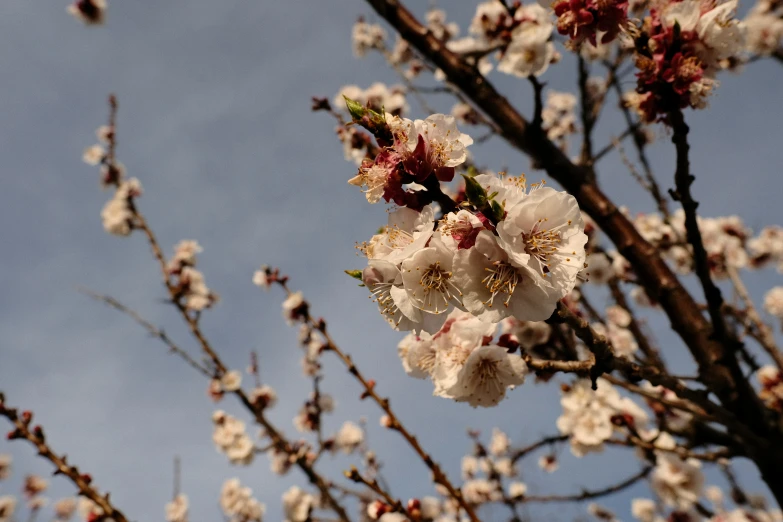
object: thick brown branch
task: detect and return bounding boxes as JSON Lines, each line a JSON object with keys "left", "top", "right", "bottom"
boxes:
{"left": 668, "top": 108, "right": 732, "bottom": 352}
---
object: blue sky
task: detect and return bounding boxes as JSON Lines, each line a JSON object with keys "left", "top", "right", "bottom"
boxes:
{"left": 0, "top": 0, "right": 782, "bottom": 520}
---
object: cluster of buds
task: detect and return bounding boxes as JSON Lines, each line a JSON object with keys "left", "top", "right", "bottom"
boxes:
{"left": 211, "top": 411, "right": 255, "bottom": 466}
{"left": 167, "top": 240, "right": 219, "bottom": 312}
{"left": 220, "top": 479, "right": 265, "bottom": 522}
{"left": 81, "top": 124, "right": 144, "bottom": 237}
{"left": 631, "top": 0, "right": 745, "bottom": 121}
{"left": 552, "top": 0, "right": 631, "bottom": 47}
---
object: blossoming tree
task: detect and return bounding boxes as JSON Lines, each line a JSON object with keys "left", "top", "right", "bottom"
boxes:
{"left": 2, "top": 0, "right": 783, "bottom": 521}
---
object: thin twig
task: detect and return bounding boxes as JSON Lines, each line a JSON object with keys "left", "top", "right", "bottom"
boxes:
{"left": 520, "top": 466, "right": 652, "bottom": 503}
{"left": 275, "top": 279, "right": 481, "bottom": 522}
{"left": 510, "top": 435, "right": 568, "bottom": 464}
{"left": 79, "top": 288, "right": 211, "bottom": 377}
{"left": 0, "top": 398, "right": 130, "bottom": 522}
{"left": 727, "top": 266, "right": 783, "bottom": 370}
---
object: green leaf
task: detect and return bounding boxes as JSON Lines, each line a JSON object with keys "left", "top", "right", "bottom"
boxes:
{"left": 489, "top": 199, "right": 505, "bottom": 223}
{"left": 343, "top": 96, "right": 367, "bottom": 122}
{"left": 462, "top": 174, "right": 488, "bottom": 208}
{"left": 344, "top": 269, "right": 363, "bottom": 281}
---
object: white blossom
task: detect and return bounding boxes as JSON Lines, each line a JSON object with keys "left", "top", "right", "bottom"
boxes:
{"left": 744, "top": 6, "right": 783, "bottom": 55}
{"left": 0, "top": 455, "right": 9, "bottom": 481}
{"left": 221, "top": 370, "right": 242, "bottom": 392}
{"left": 650, "top": 454, "right": 704, "bottom": 509}
{"left": 82, "top": 144, "right": 105, "bottom": 165}
{"left": 282, "top": 291, "right": 306, "bottom": 325}
{"left": 249, "top": 385, "right": 277, "bottom": 409}
{"left": 0, "top": 497, "right": 16, "bottom": 522}
{"left": 462, "top": 479, "right": 500, "bottom": 504}
{"left": 352, "top": 19, "right": 386, "bottom": 57}
{"left": 334, "top": 421, "right": 364, "bottom": 454}
{"left": 165, "top": 494, "right": 188, "bottom": 522}
{"left": 53, "top": 498, "right": 77, "bottom": 520}
{"left": 282, "top": 486, "right": 314, "bottom": 522}
{"left": 489, "top": 428, "right": 510, "bottom": 456}
{"left": 361, "top": 205, "right": 435, "bottom": 265}
{"left": 411, "top": 114, "right": 474, "bottom": 168}
{"left": 495, "top": 183, "right": 587, "bottom": 312}
{"left": 454, "top": 230, "right": 557, "bottom": 323}
{"left": 764, "top": 287, "right": 783, "bottom": 318}
{"left": 221, "top": 479, "right": 265, "bottom": 522}
{"left": 509, "top": 482, "right": 528, "bottom": 499}
{"left": 497, "top": 4, "right": 556, "bottom": 78}
{"left": 631, "top": 498, "right": 657, "bottom": 522}
{"left": 401, "top": 234, "right": 464, "bottom": 329}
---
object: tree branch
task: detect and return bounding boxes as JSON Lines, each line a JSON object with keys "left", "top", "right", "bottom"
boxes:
{"left": 0, "top": 398, "right": 130, "bottom": 522}
{"left": 520, "top": 466, "right": 652, "bottom": 503}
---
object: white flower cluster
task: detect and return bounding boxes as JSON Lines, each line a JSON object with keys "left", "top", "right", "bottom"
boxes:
{"left": 282, "top": 486, "right": 315, "bottom": 522}
{"left": 352, "top": 18, "right": 386, "bottom": 57}
{"left": 78, "top": 498, "right": 103, "bottom": 520}
{"left": 450, "top": 431, "right": 527, "bottom": 510}
{"left": 81, "top": 125, "right": 147, "bottom": 237}
{"left": 743, "top": 0, "right": 783, "bottom": 56}
{"left": 664, "top": 0, "right": 747, "bottom": 68}
{"left": 397, "top": 310, "right": 527, "bottom": 407}
{"left": 757, "top": 365, "right": 783, "bottom": 411}
{"left": 220, "top": 478, "right": 266, "bottom": 522}
{"left": 101, "top": 178, "right": 142, "bottom": 236}
{"left": 649, "top": 434, "right": 705, "bottom": 510}
{"left": 167, "top": 240, "right": 218, "bottom": 311}
{"left": 53, "top": 498, "right": 77, "bottom": 521}
{"left": 331, "top": 421, "right": 364, "bottom": 454}
{"left": 764, "top": 287, "right": 783, "bottom": 319}
{"left": 23, "top": 475, "right": 48, "bottom": 510}
{"left": 164, "top": 494, "right": 188, "bottom": 522}
{"left": 359, "top": 175, "right": 586, "bottom": 335}
{"left": 557, "top": 380, "right": 649, "bottom": 456}
{"left": 592, "top": 305, "right": 638, "bottom": 358}
{"left": 542, "top": 91, "right": 578, "bottom": 145}
{"left": 749, "top": 226, "right": 783, "bottom": 272}
{"left": 212, "top": 410, "right": 255, "bottom": 466}
{"left": 468, "top": 1, "right": 558, "bottom": 78}
{"left": 630, "top": 210, "right": 783, "bottom": 280}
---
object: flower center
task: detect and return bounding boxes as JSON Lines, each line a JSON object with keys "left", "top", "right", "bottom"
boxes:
{"left": 369, "top": 282, "right": 404, "bottom": 325}
{"left": 417, "top": 261, "right": 461, "bottom": 313}
{"left": 523, "top": 218, "right": 571, "bottom": 274}
{"left": 387, "top": 226, "right": 414, "bottom": 249}
{"left": 471, "top": 357, "right": 504, "bottom": 392}
{"left": 482, "top": 261, "right": 521, "bottom": 307}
